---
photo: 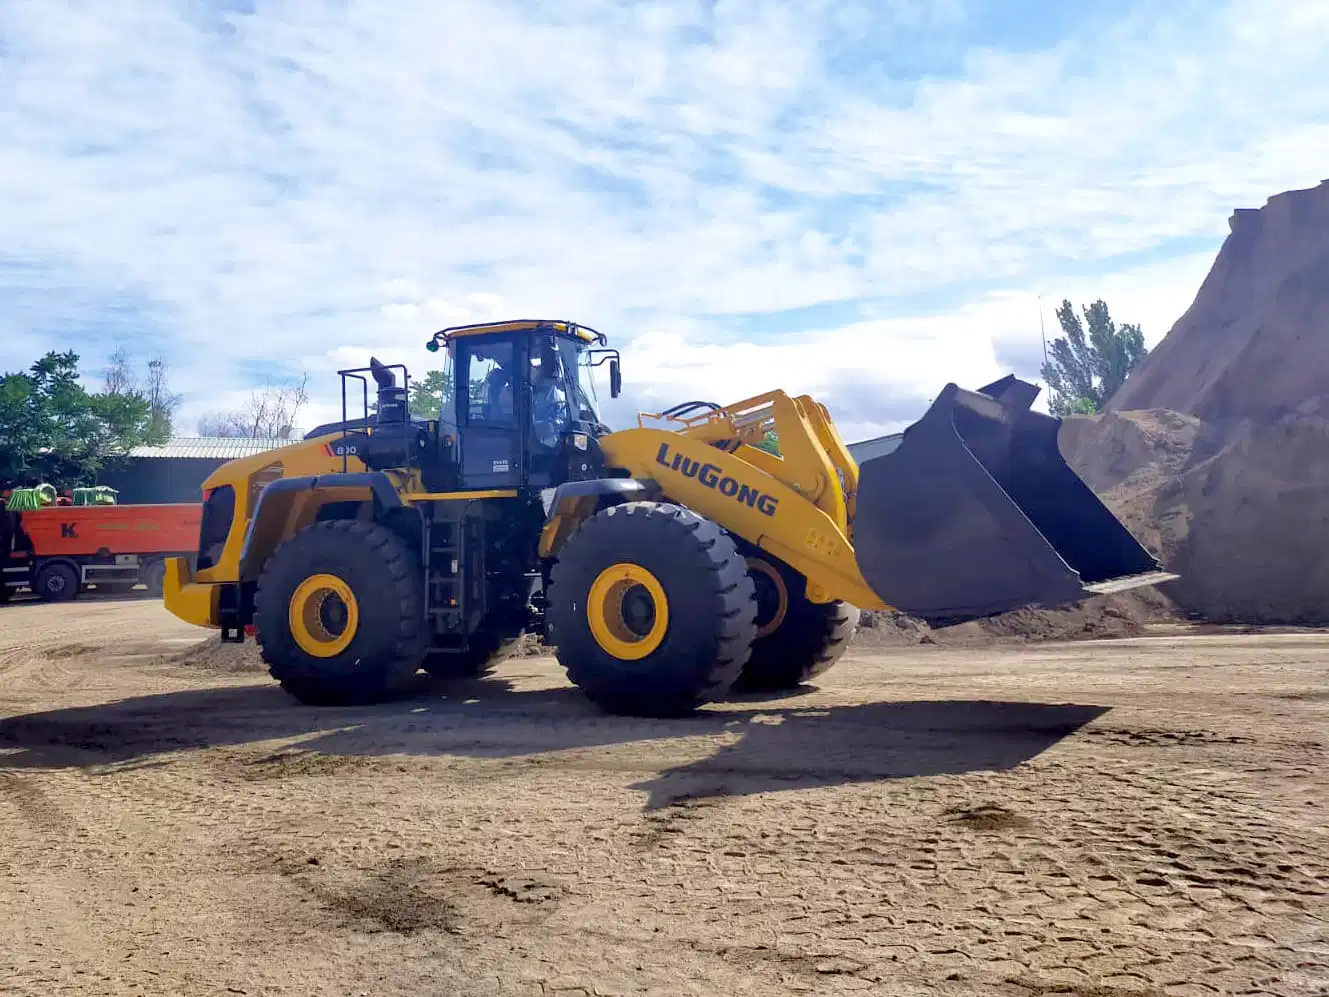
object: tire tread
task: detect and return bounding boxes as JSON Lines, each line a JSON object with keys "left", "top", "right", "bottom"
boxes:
{"left": 734, "top": 543, "right": 860, "bottom": 692}
{"left": 547, "top": 501, "right": 757, "bottom": 716}
{"left": 254, "top": 519, "right": 426, "bottom": 705}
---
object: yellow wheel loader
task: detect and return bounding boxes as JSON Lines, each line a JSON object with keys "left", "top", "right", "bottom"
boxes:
{"left": 163, "top": 320, "right": 1175, "bottom": 715}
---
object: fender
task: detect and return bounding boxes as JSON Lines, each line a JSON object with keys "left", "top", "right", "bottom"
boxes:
{"left": 238, "top": 472, "right": 405, "bottom": 580}
{"left": 538, "top": 477, "right": 661, "bottom": 557}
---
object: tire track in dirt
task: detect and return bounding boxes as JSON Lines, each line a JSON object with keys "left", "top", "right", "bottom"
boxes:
{"left": 2, "top": 603, "right": 1329, "bottom": 995}
{"left": 0, "top": 770, "right": 73, "bottom": 835}
{"left": 606, "top": 763, "right": 1329, "bottom": 994}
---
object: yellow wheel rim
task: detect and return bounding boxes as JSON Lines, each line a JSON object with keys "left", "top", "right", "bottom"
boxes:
{"left": 288, "top": 573, "right": 359, "bottom": 658}
{"left": 746, "top": 556, "right": 788, "bottom": 639}
{"left": 586, "top": 562, "right": 669, "bottom": 661}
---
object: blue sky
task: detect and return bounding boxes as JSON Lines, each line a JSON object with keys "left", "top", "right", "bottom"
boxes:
{"left": 2, "top": 0, "right": 1327, "bottom": 442}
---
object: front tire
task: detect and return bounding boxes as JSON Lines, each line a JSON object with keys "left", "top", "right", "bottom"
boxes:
{"left": 255, "top": 520, "right": 427, "bottom": 706}
{"left": 34, "top": 561, "right": 80, "bottom": 602}
{"left": 732, "top": 547, "right": 860, "bottom": 693}
{"left": 545, "top": 501, "right": 757, "bottom": 717}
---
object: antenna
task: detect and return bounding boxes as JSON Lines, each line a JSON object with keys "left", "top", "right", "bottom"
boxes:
{"left": 1038, "top": 295, "right": 1048, "bottom": 369}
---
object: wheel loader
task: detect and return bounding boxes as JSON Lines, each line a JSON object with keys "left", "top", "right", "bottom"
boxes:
{"left": 162, "top": 319, "right": 1175, "bottom": 715}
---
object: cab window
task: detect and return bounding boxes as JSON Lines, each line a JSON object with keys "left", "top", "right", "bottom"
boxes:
{"left": 461, "top": 339, "right": 516, "bottom": 427}
{"left": 530, "top": 346, "right": 571, "bottom": 448}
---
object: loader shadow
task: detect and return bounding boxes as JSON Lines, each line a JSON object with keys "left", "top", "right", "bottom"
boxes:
{"left": 0, "top": 676, "right": 1109, "bottom": 808}
{"left": 630, "top": 699, "right": 1108, "bottom": 810}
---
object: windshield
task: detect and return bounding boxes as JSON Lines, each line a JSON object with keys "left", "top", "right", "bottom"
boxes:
{"left": 557, "top": 338, "right": 601, "bottom": 424}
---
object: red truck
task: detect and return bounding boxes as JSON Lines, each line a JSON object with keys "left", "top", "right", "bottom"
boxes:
{"left": 1, "top": 500, "right": 201, "bottom": 603}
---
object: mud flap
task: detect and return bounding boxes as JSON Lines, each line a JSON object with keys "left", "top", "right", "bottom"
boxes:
{"left": 852, "top": 375, "right": 1176, "bottom": 627}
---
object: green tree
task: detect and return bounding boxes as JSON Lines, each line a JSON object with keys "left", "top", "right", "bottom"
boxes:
{"left": 753, "top": 430, "right": 781, "bottom": 456}
{"left": 0, "top": 351, "right": 163, "bottom": 488}
{"left": 1040, "top": 299, "right": 1148, "bottom": 416}
{"left": 408, "top": 369, "right": 453, "bottom": 416}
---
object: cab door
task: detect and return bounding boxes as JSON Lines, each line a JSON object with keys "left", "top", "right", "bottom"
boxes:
{"left": 456, "top": 336, "right": 524, "bottom": 490}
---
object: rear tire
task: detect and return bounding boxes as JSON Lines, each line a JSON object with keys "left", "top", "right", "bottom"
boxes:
{"left": 34, "top": 561, "right": 80, "bottom": 602}
{"left": 732, "top": 547, "right": 860, "bottom": 693}
{"left": 255, "top": 520, "right": 427, "bottom": 706}
{"left": 422, "top": 630, "right": 521, "bottom": 679}
{"left": 545, "top": 501, "right": 757, "bottom": 717}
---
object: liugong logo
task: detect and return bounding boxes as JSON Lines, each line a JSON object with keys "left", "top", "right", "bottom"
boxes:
{"left": 654, "top": 443, "right": 780, "bottom": 517}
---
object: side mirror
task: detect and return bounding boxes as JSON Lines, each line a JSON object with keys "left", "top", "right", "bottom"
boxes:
{"left": 610, "top": 359, "right": 622, "bottom": 399}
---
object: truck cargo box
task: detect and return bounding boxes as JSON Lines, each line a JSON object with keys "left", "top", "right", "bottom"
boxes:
{"left": 14, "top": 503, "right": 201, "bottom": 558}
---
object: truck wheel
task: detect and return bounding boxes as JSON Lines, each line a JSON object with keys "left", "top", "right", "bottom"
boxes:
{"left": 422, "top": 630, "right": 521, "bottom": 679}
{"left": 732, "top": 549, "right": 860, "bottom": 693}
{"left": 254, "top": 520, "right": 427, "bottom": 706}
{"left": 545, "top": 501, "right": 757, "bottom": 717}
{"left": 34, "top": 562, "right": 81, "bottom": 602}
{"left": 140, "top": 559, "right": 167, "bottom": 598}
{"left": 0, "top": 584, "right": 13, "bottom": 605}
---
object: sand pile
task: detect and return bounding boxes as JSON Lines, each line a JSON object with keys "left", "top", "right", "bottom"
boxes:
{"left": 173, "top": 635, "right": 267, "bottom": 673}
{"left": 855, "top": 592, "right": 1155, "bottom": 649}
{"left": 1109, "top": 180, "right": 1329, "bottom": 422}
{"left": 1061, "top": 406, "right": 1329, "bottom": 623}
{"left": 1058, "top": 409, "right": 1201, "bottom": 579}
{"left": 1056, "top": 179, "right": 1329, "bottom": 624}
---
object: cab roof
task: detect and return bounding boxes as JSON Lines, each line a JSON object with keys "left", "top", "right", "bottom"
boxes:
{"left": 429, "top": 319, "right": 606, "bottom": 351}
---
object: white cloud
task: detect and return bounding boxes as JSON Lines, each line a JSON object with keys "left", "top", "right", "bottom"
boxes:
{"left": 0, "top": 0, "right": 1326, "bottom": 443}
{"left": 596, "top": 247, "right": 1218, "bottom": 442}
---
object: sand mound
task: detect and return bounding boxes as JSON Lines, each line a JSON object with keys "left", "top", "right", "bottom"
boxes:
{"left": 1053, "top": 180, "right": 1329, "bottom": 624}
{"left": 1109, "top": 180, "right": 1329, "bottom": 423}
{"left": 174, "top": 635, "right": 267, "bottom": 673}
{"left": 1058, "top": 409, "right": 1199, "bottom": 577}
{"left": 1063, "top": 407, "right": 1329, "bottom": 623}
{"left": 512, "top": 633, "right": 548, "bottom": 657}
{"left": 855, "top": 592, "right": 1155, "bottom": 648}
{"left": 1172, "top": 413, "right": 1329, "bottom": 622}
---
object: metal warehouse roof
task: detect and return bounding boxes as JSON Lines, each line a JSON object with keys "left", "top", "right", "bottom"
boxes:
{"left": 127, "top": 437, "right": 291, "bottom": 460}
{"left": 847, "top": 433, "right": 903, "bottom": 463}
{"left": 128, "top": 432, "right": 896, "bottom": 462}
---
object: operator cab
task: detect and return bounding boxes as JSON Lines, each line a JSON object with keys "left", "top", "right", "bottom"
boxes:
{"left": 425, "top": 320, "right": 621, "bottom": 491}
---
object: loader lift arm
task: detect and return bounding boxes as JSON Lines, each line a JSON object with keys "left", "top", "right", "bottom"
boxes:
{"left": 636, "top": 390, "right": 861, "bottom": 536}
{"left": 600, "top": 394, "right": 889, "bottom": 612}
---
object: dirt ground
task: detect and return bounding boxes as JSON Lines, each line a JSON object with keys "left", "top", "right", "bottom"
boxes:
{"left": 0, "top": 601, "right": 1326, "bottom": 997}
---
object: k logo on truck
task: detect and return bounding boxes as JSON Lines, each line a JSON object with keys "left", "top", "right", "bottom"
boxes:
{"left": 655, "top": 443, "right": 780, "bottom": 517}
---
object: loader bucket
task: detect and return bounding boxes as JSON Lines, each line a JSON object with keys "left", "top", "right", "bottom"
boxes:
{"left": 852, "top": 375, "right": 1176, "bottom": 627}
